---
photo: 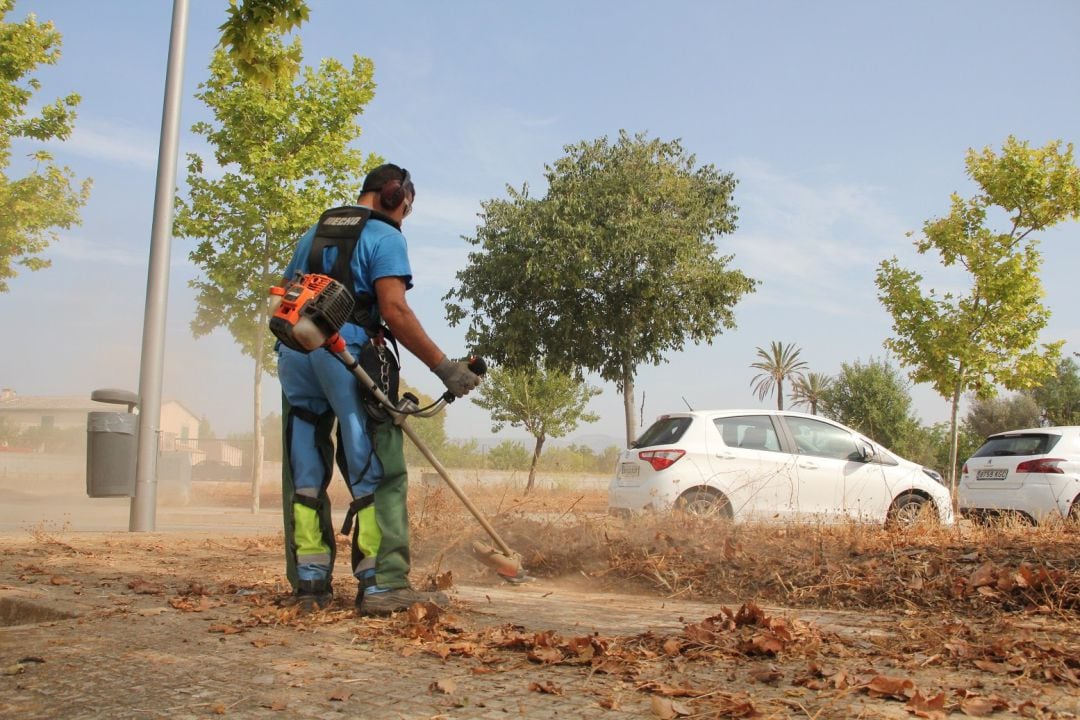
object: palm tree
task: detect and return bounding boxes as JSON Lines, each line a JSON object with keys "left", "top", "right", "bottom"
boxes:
{"left": 750, "top": 341, "right": 808, "bottom": 410}
{"left": 791, "top": 372, "right": 833, "bottom": 415}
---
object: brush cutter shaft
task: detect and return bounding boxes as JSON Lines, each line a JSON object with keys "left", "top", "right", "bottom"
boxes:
{"left": 333, "top": 345, "right": 517, "bottom": 560}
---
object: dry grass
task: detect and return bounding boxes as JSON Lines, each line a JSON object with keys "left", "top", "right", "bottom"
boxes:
{"left": 401, "top": 482, "right": 1080, "bottom": 618}
{"left": 191, "top": 474, "right": 1079, "bottom": 616}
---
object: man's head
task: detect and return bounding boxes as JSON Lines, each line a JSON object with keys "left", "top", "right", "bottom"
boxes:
{"left": 359, "top": 163, "right": 415, "bottom": 222}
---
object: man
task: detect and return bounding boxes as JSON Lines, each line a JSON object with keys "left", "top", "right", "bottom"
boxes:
{"left": 276, "top": 163, "right": 481, "bottom": 615}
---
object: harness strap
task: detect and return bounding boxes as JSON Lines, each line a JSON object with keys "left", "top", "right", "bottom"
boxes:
{"left": 293, "top": 493, "right": 322, "bottom": 510}
{"left": 340, "top": 493, "right": 375, "bottom": 536}
{"left": 290, "top": 406, "right": 323, "bottom": 427}
{"left": 306, "top": 205, "right": 401, "bottom": 334}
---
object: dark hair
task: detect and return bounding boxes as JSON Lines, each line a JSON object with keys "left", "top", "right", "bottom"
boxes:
{"left": 360, "top": 163, "right": 415, "bottom": 200}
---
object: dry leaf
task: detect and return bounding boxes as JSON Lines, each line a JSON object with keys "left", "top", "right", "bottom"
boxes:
{"left": 527, "top": 647, "right": 563, "bottom": 664}
{"left": 49, "top": 575, "right": 74, "bottom": 586}
{"left": 651, "top": 696, "right": 677, "bottom": 719}
{"left": 750, "top": 666, "right": 784, "bottom": 684}
{"left": 211, "top": 702, "right": 226, "bottom": 715}
{"left": 866, "top": 675, "right": 915, "bottom": 700}
{"left": 960, "top": 695, "right": 1009, "bottom": 717}
{"left": 128, "top": 579, "right": 165, "bottom": 595}
{"left": 969, "top": 562, "right": 997, "bottom": 589}
{"left": 208, "top": 624, "right": 243, "bottom": 635}
{"left": 528, "top": 681, "right": 562, "bottom": 695}
{"left": 429, "top": 678, "right": 457, "bottom": 694}
{"left": 650, "top": 695, "right": 691, "bottom": 718}
{"left": 328, "top": 688, "right": 352, "bottom": 702}
{"left": 906, "top": 690, "right": 947, "bottom": 719}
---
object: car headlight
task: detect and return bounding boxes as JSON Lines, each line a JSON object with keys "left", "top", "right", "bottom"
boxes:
{"left": 922, "top": 467, "right": 945, "bottom": 485}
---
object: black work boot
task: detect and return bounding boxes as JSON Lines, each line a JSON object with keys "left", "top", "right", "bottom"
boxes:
{"left": 358, "top": 586, "right": 449, "bottom": 616}
{"left": 290, "top": 579, "right": 333, "bottom": 612}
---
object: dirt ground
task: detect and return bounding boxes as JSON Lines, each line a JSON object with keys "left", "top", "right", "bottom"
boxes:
{"left": 1, "top": 477, "right": 1078, "bottom": 719}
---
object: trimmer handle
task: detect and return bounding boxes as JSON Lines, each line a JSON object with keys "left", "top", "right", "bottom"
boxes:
{"left": 440, "top": 355, "right": 487, "bottom": 404}
{"left": 467, "top": 355, "right": 487, "bottom": 377}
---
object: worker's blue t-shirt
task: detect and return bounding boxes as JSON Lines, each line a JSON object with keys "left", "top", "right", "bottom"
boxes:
{"left": 283, "top": 207, "right": 413, "bottom": 345}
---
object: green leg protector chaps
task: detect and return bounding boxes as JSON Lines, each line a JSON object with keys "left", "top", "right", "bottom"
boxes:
{"left": 350, "top": 420, "right": 411, "bottom": 590}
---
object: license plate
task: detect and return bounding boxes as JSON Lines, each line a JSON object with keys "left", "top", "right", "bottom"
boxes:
{"left": 976, "top": 468, "right": 1008, "bottom": 481}
{"left": 619, "top": 462, "right": 640, "bottom": 478}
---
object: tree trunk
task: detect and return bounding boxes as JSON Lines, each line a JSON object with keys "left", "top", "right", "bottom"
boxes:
{"left": 250, "top": 252, "right": 272, "bottom": 514}
{"left": 622, "top": 362, "right": 635, "bottom": 448}
{"left": 777, "top": 378, "right": 784, "bottom": 411}
{"left": 947, "top": 384, "right": 961, "bottom": 510}
{"left": 526, "top": 434, "right": 544, "bottom": 494}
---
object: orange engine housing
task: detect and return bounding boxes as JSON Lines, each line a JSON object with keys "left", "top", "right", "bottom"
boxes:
{"left": 269, "top": 274, "right": 355, "bottom": 352}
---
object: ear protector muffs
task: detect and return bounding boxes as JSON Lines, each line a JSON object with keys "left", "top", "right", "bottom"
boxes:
{"left": 378, "top": 168, "right": 410, "bottom": 210}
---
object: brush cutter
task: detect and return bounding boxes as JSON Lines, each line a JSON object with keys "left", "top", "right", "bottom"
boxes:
{"left": 269, "top": 273, "right": 532, "bottom": 584}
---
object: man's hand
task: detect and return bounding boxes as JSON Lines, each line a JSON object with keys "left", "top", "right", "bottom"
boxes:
{"left": 433, "top": 356, "right": 482, "bottom": 397}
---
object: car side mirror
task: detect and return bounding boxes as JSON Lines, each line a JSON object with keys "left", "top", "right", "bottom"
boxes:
{"left": 858, "top": 442, "right": 876, "bottom": 463}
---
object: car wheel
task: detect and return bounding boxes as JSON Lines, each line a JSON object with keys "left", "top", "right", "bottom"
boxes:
{"left": 676, "top": 488, "right": 733, "bottom": 519}
{"left": 886, "top": 492, "right": 934, "bottom": 529}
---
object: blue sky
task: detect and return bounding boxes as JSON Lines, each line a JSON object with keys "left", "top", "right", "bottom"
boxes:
{"left": 5, "top": 1, "right": 1080, "bottom": 448}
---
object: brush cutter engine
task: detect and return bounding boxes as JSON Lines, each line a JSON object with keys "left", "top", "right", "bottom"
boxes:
{"left": 269, "top": 274, "right": 354, "bottom": 353}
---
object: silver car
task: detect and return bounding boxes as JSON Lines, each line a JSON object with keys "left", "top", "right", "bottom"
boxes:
{"left": 959, "top": 426, "right": 1080, "bottom": 524}
{"left": 608, "top": 409, "right": 953, "bottom": 526}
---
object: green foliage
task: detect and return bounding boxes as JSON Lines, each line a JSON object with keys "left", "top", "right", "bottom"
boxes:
{"left": 749, "top": 341, "right": 808, "bottom": 411}
{"left": 819, "top": 357, "right": 917, "bottom": 452}
{"left": 1025, "top": 356, "right": 1080, "bottom": 426}
{"left": 0, "top": 0, "right": 91, "bottom": 292}
{"left": 174, "top": 36, "right": 379, "bottom": 369}
{"left": 536, "top": 443, "right": 621, "bottom": 474}
{"left": 486, "top": 439, "right": 531, "bottom": 471}
{"left": 470, "top": 363, "right": 600, "bottom": 491}
{"left": 437, "top": 438, "right": 485, "bottom": 470}
{"left": 471, "top": 364, "right": 601, "bottom": 439}
{"left": 963, "top": 393, "right": 1041, "bottom": 441}
{"left": 791, "top": 372, "right": 832, "bottom": 415}
{"left": 876, "top": 137, "right": 1079, "bottom": 486}
{"left": 445, "top": 131, "right": 756, "bottom": 444}
{"left": 218, "top": 0, "right": 309, "bottom": 87}
{"left": 896, "top": 421, "right": 979, "bottom": 480}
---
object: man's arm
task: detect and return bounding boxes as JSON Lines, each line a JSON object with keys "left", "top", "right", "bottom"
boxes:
{"left": 374, "top": 276, "right": 444, "bottom": 369}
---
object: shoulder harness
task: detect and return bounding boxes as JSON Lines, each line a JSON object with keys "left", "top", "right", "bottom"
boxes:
{"left": 307, "top": 205, "right": 401, "bottom": 333}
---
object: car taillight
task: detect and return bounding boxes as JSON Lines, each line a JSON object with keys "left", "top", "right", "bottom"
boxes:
{"left": 1015, "top": 458, "right": 1065, "bottom": 474}
{"left": 638, "top": 449, "right": 685, "bottom": 471}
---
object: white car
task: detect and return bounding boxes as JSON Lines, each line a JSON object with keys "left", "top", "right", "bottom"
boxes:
{"left": 608, "top": 409, "right": 953, "bottom": 526}
{"left": 959, "top": 426, "right": 1080, "bottom": 525}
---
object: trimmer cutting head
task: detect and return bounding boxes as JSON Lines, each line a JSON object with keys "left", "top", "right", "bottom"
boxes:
{"left": 472, "top": 541, "right": 534, "bottom": 584}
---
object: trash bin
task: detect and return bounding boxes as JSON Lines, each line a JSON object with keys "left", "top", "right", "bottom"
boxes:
{"left": 86, "top": 389, "right": 140, "bottom": 498}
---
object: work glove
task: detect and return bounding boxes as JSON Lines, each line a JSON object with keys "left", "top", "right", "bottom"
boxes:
{"left": 432, "top": 355, "right": 482, "bottom": 398}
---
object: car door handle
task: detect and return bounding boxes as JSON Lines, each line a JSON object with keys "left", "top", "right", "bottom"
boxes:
{"left": 798, "top": 461, "right": 819, "bottom": 470}
{"left": 715, "top": 453, "right": 736, "bottom": 460}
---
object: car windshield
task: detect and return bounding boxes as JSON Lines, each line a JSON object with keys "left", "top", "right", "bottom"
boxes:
{"left": 971, "top": 433, "right": 1060, "bottom": 457}
{"left": 633, "top": 416, "right": 692, "bottom": 448}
